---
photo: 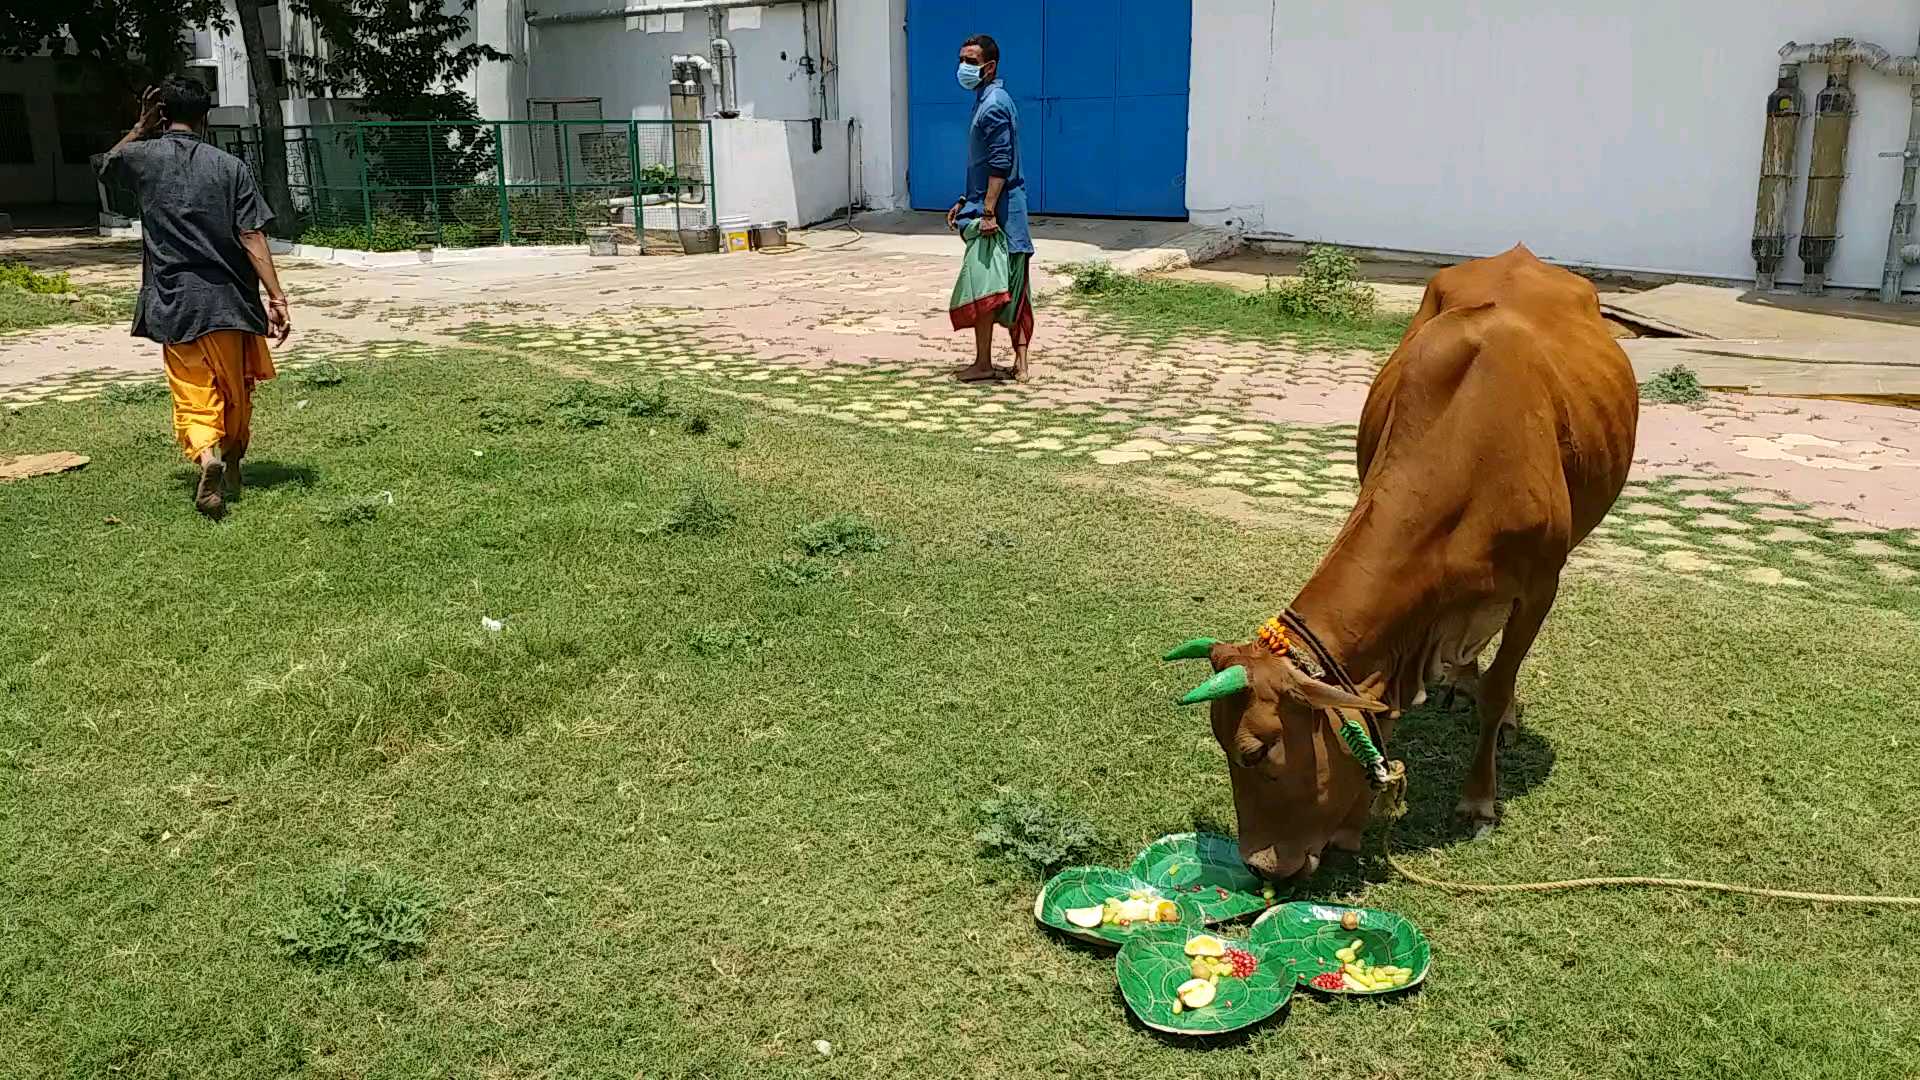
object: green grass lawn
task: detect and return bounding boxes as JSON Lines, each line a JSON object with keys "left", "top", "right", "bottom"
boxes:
{"left": 4, "top": 350, "right": 1919, "bottom": 1079}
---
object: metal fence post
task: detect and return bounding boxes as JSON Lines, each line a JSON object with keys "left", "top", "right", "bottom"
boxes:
{"left": 706, "top": 121, "right": 716, "bottom": 227}
{"left": 425, "top": 122, "right": 439, "bottom": 244}
{"left": 354, "top": 123, "right": 372, "bottom": 242}
{"left": 627, "top": 118, "right": 642, "bottom": 235}
{"left": 495, "top": 123, "right": 511, "bottom": 246}
{"left": 560, "top": 119, "right": 576, "bottom": 240}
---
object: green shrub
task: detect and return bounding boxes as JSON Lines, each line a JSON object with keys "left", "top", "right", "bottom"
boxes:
{"left": 1061, "top": 261, "right": 1126, "bottom": 295}
{"left": 1641, "top": 364, "right": 1707, "bottom": 405}
{"left": 652, "top": 490, "right": 735, "bottom": 537}
{"left": 759, "top": 555, "right": 835, "bottom": 587}
{"left": 1260, "top": 245, "right": 1377, "bottom": 322}
{"left": 0, "top": 262, "right": 73, "bottom": 294}
{"left": 297, "top": 214, "right": 425, "bottom": 252}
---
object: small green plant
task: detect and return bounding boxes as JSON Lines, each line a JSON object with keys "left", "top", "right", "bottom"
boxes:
{"left": 1641, "top": 364, "right": 1707, "bottom": 405}
{"left": 102, "top": 380, "right": 170, "bottom": 405}
{"left": 760, "top": 555, "right": 835, "bottom": 587}
{"left": 974, "top": 790, "right": 1106, "bottom": 877}
{"left": 1061, "top": 261, "right": 1126, "bottom": 295}
{"left": 653, "top": 490, "right": 735, "bottom": 537}
{"left": 1261, "top": 245, "right": 1377, "bottom": 322}
{"left": 684, "top": 623, "right": 763, "bottom": 656}
{"left": 294, "top": 362, "right": 347, "bottom": 389}
{"left": 684, "top": 411, "right": 712, "bottom": 436}
{"left": 0, "top": 261, "right": 73, "bottom": 294}
{"left": 274, "top": 866, "right": 439, "bottom": 967}
{"left": 793, "top": 513, "right": 889, "bottom": 557}
{"left": 319, "top": 495, "right": 385, "bottom": 527}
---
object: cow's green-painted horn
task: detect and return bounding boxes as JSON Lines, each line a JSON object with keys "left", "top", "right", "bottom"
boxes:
{"left": 1162, "top": 638, "right": 1218, "bottom": 661}
{"left": 1179, "top": 665, "right": 1249, "bottom": 706}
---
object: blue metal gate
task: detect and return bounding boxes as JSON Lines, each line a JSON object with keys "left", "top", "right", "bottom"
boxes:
{"left": 906, "top": 0, "right": 1192, "bottom": 219}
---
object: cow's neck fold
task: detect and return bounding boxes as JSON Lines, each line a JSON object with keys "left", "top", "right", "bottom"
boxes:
{"left": 1286, "top": 497, "right": 1427, "bottom": 712}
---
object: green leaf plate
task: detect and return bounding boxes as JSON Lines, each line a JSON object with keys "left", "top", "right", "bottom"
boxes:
{"left": 1033, "top": 867, "right": 1205, "bottom": 947}
{"left": 1115, "top": 931, "right": 1293, "bottom": 1035}
{"left": 1128, "top": 832, "right": 1271, "bottom": 925}
{"left": 1248, "top": 902, "right": 1432, "bottom": 995}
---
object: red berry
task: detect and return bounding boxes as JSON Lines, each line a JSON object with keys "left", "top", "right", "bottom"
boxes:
{"left": 1310, "top": 972, "right": 1345, "bottom": 991}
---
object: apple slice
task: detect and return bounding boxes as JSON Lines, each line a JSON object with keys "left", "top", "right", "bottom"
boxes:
{"left": 1064, "top": 905, "right": 1105, "bottom": 929}
{"left": 1176, "top": 978, "right": 1217, "bottom": 1009}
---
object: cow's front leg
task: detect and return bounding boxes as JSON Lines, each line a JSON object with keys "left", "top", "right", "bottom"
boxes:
{"left": 1457, "top": 586, "right": 1555, "bottom": 833}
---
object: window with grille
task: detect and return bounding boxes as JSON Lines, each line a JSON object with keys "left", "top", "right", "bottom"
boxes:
{"left": 0, "top": 94, "right": 31, "bottom": 165}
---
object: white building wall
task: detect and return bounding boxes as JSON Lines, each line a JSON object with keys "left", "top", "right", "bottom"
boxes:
{"left": 526, "top": 2, "right": 822, "bottom": 121}
{"left": 834, "top": 0, "right": 908, "bottom": 210}
{"left": 1188, "top": 2, "right": 1920, "bottom": 291}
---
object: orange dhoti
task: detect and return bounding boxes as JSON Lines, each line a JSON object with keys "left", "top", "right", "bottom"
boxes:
{"left": 162, "top": 330, "right": 276, "bottom": 462}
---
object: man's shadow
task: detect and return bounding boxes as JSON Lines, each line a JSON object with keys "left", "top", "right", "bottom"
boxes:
{"left": 169, "top": 459, "right": 317, "bottom": 498}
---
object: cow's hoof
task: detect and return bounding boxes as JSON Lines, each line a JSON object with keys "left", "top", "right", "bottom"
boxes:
{"left": 1455, "top": 797, "right": 1498, "bottom": 836}
{"left": 1497, "top": 721, "right": 1518, "bottom": 750}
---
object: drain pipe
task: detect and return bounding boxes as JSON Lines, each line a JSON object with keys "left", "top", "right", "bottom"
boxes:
{"left": 1780, "top": 38, "right": 1920, "bottom": 77}
{"left": 709, "top": 8, "right": 739, "bottom": 118}
{"left": 1881, "top": 81, "right": 1920, "bottom": 302}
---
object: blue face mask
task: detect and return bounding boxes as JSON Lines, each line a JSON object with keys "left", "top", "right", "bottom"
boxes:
{"left": 956, "top": 62, "right": 984, "bottom": 90}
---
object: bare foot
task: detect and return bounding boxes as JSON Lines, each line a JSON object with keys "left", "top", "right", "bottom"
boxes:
{"left": 952, "top": 363, "right": 1002, "bottom": 383}
{"left": 195, "top": 459, "right": 226, "bottom": 519}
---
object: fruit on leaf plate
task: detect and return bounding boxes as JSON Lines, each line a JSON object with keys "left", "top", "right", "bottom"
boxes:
{"left": 1247, "top": 902, "right": 1432, "bottom": 996}
{"left": 1129, "top": 832, "right": 1273, "bottom": 924}
{"left": 1034, "top": 867, "right": 1203, "bottom": 947}
{"left": 1116, "top": 933, "right": 1292, "bottom": 1035}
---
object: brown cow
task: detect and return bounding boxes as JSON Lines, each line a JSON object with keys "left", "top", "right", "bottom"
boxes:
{"left": 1167, "top": 245, "right": 1639, "bottom": 880}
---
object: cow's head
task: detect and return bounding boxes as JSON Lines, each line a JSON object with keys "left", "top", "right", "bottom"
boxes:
{"left": 1165, "top": 636, "right": 1391, "bottom": 881}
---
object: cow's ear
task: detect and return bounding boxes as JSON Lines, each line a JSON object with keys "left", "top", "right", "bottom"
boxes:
{"left": 1275, "top": 657, "right": 1389, "bottom": 713}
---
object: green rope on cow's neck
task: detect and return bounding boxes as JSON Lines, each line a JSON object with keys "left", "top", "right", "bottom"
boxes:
{"left": 1338, "top": 718, "right": 1384, "bottom": 769}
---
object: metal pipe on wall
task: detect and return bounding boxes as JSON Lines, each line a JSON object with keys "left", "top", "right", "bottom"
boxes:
{"left": 1882, "top": 81, "right": 1920, "bottom": 303}
{"left": 1780, "top": 38, "right": 1920, "bottom": 78}
{"left": 1751, "top": 64, "right": 1804, "bottom": 292}
{"left": 526, "top": 0, "right": 805, "bottom": 28}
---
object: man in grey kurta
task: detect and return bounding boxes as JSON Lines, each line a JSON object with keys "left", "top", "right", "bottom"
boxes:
{"left": 97, "top": 76, "right": 292, "bottom": 518}
{"left": 947, "top": 34, "right": 1035, "bottom": 382}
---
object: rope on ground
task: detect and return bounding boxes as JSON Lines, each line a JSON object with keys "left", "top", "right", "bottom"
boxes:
{"left": 1383, "top": 851, "right": 1920, "bottom": 905}
{"left": 1370, "top": 766, "right": 1920, "bottom": 906}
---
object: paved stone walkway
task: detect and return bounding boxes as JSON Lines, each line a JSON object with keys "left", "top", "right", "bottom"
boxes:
{"left": 6, "top": 241, "right": 1920, "bottom": 609}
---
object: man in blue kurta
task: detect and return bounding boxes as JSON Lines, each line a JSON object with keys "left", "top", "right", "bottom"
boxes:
{"left": 946, "top": 34, "right": 1035, "bottom": 382}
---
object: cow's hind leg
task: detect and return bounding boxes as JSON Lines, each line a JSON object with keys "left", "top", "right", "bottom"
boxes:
{"left": 1457, "top": 584, "right": 1557, "bottom": 833}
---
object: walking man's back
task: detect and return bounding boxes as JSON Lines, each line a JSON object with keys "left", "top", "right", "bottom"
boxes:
{"left": 98, "top": 76, "right": 292, "bottom": 519}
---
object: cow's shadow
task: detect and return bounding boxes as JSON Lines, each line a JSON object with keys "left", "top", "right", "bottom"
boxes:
{"left": 1180, "top": 694, "right": 1557, "bottom": 898}
{"left": 1309, "top": 695, "right": 1556, "bottom": 894}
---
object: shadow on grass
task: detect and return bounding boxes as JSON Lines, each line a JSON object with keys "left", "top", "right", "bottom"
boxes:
{"left": 1161, "top": 696, "right": 1557, "bottom": 897}
{"left": 170, "top": 459, "right": 319, "bottom": 496}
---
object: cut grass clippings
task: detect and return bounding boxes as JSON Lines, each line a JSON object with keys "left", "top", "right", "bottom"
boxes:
{"left": 3, "top": 349, "right": 1919, "bottom": 1079}
{"left": 0, "top": 282, "right": 137, "bottom": 334}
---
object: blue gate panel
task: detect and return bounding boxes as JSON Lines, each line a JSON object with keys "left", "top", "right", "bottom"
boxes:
{"left": 908, "top": 0, "right": 1188, "bottom": 219}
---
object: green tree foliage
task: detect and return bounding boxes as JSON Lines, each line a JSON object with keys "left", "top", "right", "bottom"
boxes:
{"left": 0, "top": 0, "right": 230, "bottom": 101}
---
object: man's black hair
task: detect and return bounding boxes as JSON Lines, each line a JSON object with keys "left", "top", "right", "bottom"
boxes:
{"left": 963, "top": 34, "right": 999, "bottom": 64}
{"left": 159, "top": 74, "right": 212, "bottom": 126}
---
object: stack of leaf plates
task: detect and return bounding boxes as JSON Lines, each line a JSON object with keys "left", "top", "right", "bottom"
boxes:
{"left": 1248, "top": 902, "right": 1433, "bottom": 995}
{"left": 1035, "top": 834, "right": 1433, "bottom": 1034}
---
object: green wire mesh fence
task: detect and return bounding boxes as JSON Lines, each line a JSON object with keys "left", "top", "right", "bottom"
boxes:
{"left": 205, "top": 118, "right": 715, "bottom": 250}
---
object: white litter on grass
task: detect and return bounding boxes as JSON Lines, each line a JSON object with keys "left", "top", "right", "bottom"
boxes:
{"left": 295, "top": 399, "right": 311, "bottom": 410}
{"left": 812, "top": 1040, "right": 832, "bottom": 1057}
{"left": 471, "top": 449, "right": 484, "bottom": 457}
{"left": 379, "top": 490, "right": 394, "bottom": 505}
{"left": 481, "top": 616, "right": 504, "bottom": 632}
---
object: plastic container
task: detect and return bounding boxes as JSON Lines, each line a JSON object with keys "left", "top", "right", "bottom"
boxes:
{"left": 718, "top": 215, "right": 752, "bottom": 253}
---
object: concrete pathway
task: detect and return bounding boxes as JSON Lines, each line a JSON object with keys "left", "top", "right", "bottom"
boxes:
{"left": 6, "top": 232, "right": 1920, "bottom": 603}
